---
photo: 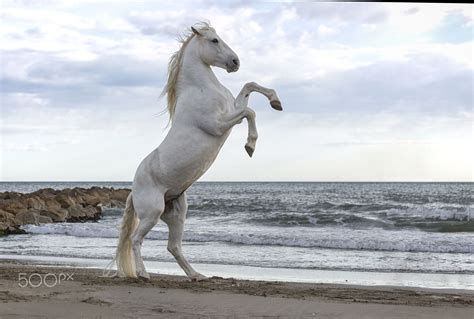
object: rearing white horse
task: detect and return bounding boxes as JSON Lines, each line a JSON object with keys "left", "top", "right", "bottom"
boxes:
{"left": 109, "top": 22, "right": 282, "bottom": 281}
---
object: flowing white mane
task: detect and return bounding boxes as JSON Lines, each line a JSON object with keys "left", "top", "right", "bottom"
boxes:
{"left": 161, "top": 21, "right": 215, "bottom": 122}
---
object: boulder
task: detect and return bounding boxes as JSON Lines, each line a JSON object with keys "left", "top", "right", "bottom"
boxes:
{"left": 15, "top": 209, "right": 51, "bottom": 225}
{"left": 0, "top": 187, "right": 130, "bottom": 236}
{"left": 0, "top": 222, "right": 25, "bottom": 235}
{"left": 26, "top": 196, "right": 46, "bottom": 210}
{"left": 0, "top": 209, "right": 19, "bottom": 225}
{"left": 15, "top": 210, "right": 38, "bottom": 225}
{"left": 54, "top": 193, "right": 76, "bottom": 208}
{"left": 0, "top": 199, "right": 28, "bottom": 215}
{"left": 38, "top": 208, "right": 68, "bottom": 222}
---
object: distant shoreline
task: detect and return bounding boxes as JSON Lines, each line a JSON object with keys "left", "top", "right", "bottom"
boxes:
{"left": 1, "top": 181, "right": 473, "bottom": 183}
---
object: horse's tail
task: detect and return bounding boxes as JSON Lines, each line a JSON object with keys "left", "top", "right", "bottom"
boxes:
{"left": 103, "top": 193, "right": 139, "bottom": 278}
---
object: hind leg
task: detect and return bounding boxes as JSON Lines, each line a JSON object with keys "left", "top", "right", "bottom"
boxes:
{"left": 161, "top": 192, "right": 207, "bottom": 281}
{"left": 131, "top": 188, "right": 165, "bottom": 279}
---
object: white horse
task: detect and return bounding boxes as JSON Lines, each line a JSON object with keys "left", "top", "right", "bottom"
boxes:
{"left": 109, "top": 22, "right": 282, "bottom": 281}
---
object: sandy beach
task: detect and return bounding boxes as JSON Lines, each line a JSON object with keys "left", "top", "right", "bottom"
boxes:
{"left": 0, "top": 261, "right": 472, "bottom": 318}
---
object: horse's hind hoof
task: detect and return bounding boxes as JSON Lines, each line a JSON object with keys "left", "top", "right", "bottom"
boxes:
{"left": 137, "top": 271, "right": 150, "bottom": 282}
{"left": 138, "top": 275, "right": 151, "bottom": 282}
{"left": 190, "top": 273, "right": 208, "bottom": 282}
{"left": 245, "top": 144, "right": 254, "bottom": 157}
{"left": 270, "top": 100, "right": 282, "bottom": 111}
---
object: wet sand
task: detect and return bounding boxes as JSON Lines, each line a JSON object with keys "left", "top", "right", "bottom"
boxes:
{"left": 0, "top": 261, "right": 473, "bottom": 318}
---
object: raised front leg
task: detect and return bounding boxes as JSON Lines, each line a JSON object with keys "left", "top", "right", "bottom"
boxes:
{"left": 235, "top": 81, "right": 282, "bottom": 111}
{"left": 216, "top": 107, "right": 258, "bottom": 157}
{"left": 198, "top": 106, "right": 257, "bottom": 157}
{"left": 234, "top": 82, "right": 282, "bottom": 156}
{"left": 243, "top": 108, "right": 258, "bottom": 157}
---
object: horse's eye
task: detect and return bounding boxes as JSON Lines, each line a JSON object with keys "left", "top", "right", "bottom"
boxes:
{"left": 211, "top": 38, "right": 219, "bottom": 43}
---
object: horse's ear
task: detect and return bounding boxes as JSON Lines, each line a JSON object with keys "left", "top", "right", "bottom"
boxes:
{"left": 191, "top": 26, "right": 201, "bottom": 36}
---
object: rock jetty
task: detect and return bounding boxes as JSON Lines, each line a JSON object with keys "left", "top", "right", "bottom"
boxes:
{"left": 0, "top": 187, "right": 130, "bottom": 235}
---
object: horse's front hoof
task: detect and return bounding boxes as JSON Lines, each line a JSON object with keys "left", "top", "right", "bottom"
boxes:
{"left": 245, "top": 144, "right": 255, "bottom": 157}
{"left": 270, "top": 100, "right": 282, "bottom": 111}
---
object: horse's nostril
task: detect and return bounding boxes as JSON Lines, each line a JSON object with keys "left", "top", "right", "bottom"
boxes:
{"left": 233, "top": 59, "right": 239, "bottom": 66}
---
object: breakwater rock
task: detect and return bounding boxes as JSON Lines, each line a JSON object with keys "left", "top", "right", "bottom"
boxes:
{"left": 0, "top": 187, "right": 130, "bottom": 235}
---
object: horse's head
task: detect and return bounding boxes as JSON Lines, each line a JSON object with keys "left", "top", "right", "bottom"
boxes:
{"left": 191, "top": 25, "right": 240, "bottom": 73}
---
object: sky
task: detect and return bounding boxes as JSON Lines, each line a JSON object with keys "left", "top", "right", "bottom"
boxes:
{"left": 0, "top": 1, "right": 472, "bottom": 182}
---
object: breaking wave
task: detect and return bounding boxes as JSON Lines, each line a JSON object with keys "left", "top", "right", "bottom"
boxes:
{"left": 22, "top": 222, "right": 474, "bottom": 254}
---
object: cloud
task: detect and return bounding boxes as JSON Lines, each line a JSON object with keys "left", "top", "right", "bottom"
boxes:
{"left": 26, "top": 55, "right": 164, "bottom": 88}
{"left": 292, "top": 2, "right": 389, "bottom": 26}
{"left": 384, "top": 3, "right": 472, "bottom": 35}
{"left": 432, "top": 11, "right": 474, "bottom": 44}
{"left": 317, "top": 24, "right": 338, "bottom": 37}
{"left": 403, "top": 7, "right": 420, "bottom": 15}
{"left": 127, "top": 9, "right": 198, "bottom": 36}
{"left": 295, "top": 54, "right": 472, "bottom": 115}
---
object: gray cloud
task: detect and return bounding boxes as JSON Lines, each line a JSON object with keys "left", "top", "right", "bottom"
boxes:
{"left": 404, "top": 7, "right": 420, "bottom": 15}
{"left": 3, "top": 46, "right": 470, "bottom": 124}
{"left": 291, "top": 2, "right": 389, "bottom": 25}
{"left": 126, "top": 10, "right": 201, "bottom": 37}
{"left": 26, "top": 55, "right": 164, "bottom": 87}
{"left": 1, "top": 50, "right": 167, "bottom": 112}
{"left": 197, "top": 0, "right": 254, "bottom": 9}
{"left": 273, "top": 54, "right": 472, "bottom": 117}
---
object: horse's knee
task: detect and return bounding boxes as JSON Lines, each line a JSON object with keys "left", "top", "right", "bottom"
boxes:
{"left": 246, "top": 81, "right": 258, "bottom": 89}
{"left": 161, "top": 209, "right": 184, "bottom": 226}
{"left": 245, "top": 108, "right": 256, "bottom": 119}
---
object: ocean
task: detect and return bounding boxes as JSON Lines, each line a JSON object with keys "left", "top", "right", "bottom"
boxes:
{"left": 1, "top": 182, "right": 473, "bottom": 289}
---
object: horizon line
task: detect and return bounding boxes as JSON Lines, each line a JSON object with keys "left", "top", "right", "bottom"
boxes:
{"left": 0, "top": 180, "right": 472, "bottom": 183}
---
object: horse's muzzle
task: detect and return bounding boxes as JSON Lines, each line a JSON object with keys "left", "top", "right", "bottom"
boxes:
{"left": 226, "top": 65, "right": 239, "bottom": 73}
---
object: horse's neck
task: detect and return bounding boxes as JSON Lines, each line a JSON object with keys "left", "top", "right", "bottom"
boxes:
{"left": 178, "top": 40, "right": 221, "bottom": 90}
